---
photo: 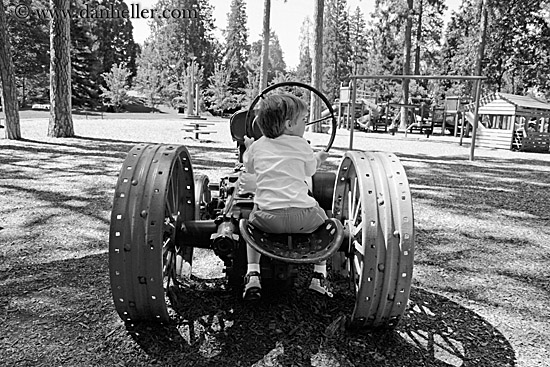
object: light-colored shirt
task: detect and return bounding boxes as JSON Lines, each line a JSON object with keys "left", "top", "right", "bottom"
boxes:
{"left": 243, "top": 135, "right": 318, "bottom": 210}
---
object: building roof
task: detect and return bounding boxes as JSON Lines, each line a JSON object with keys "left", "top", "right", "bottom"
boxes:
{"left": 471, "top": 92, "right": 550, "bottom": 117}
{"left": 497, "top": 93, "right": 550, "bottom": 111}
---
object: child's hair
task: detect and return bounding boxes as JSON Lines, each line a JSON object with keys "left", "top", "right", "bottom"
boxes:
{"left": 256, "top": 93, "right": 308, "bottom": 138}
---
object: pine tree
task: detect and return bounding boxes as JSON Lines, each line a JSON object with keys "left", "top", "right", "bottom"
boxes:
{"left": 368, "top": 1, "right": 407, "bottom": 101}
{"left": 198, "top": 0, "right": 220, "bottom": 80}
{"left": 439, "top": 1, "right": 477, "bottom": 74}
{"left": 206, "top": 64, "right": 233, "bottom": 115}
{"left": 142, "top": 0, "right": 219, "bottom": 105}
{"left": 6, "top": 0, "right": 49, "bottom": 107}
{"left": 135, "top": 44, "right": 164, "bottom": 108}
{"left": 96, "top": 0, "right": 138, "bottom": 78}
{"left": 248, "top": 31, "right": 286, "bottom": 89}
{"left": 4, "top": 0, "right": 141, "bottom": 109}
{"left": 296, "top": 17, "right": 313, "bottom": 84}
{"left": 322, "top": 0, "right": 351, "bottom": 102}
{"left": 100, "top": 64, "right": 132, "bottom": 111}
{"left": 71, "top": 0, "right": 102, "bottom": 107}
{"left": 442, "top": 0, "right": 550, "bottom": 96}
{"left": 484, "top": 0, "right": 550, "bottom": 94}
{"left": 412, "top": 0, "right": 446, "bottom": 76}
{"left": 349, "top": 7, "right": 369, "bottom": 77}
{"left": 224, "top": 0, "right": 250, "bottom": 90}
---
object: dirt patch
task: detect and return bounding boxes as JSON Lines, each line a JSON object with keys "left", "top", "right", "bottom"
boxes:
{"left": 1, "top": 116, "right": 549, "bottom": 366}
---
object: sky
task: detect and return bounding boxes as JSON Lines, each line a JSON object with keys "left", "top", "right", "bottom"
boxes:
{"left": 126, "top": 0, "right": 462, "bottom": 69}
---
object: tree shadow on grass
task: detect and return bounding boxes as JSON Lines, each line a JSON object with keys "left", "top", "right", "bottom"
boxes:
{"left": 0, "top": 254, "right": 117, "bottom": 365}
{"left": 397, "top": 153, "right": 550, "bottom": 223}
{"left": 0, "top": 135, "right": 542, "bottom": 365}
{"left": 415, "top": 226, "right": 550, "bottom": 319}
{"left": 1, "top": 136, "right": 240, "bottom": 183}
{"left": 3, "top": 136, "right": 239, "bottom": 159}
{"left": 127, "top": 276, "right": 516, "bottom": 367}
{"left": 0, "top": 254, "right": 517, "bottom": 366}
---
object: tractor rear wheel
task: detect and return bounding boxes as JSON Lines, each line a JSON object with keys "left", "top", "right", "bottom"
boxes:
{"left": 109, "top": 144, "right": 195, "bottom": 323}
{"left": 333, "top": 151, "right": 414, "bottom": 329}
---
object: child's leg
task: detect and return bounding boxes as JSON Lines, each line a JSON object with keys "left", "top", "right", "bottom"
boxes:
{"left": 243, "top": 245, "right": 262, "bottom": 300}
{"left": 246, "top": 245, "right": 261, "bottom": 273}
{"left": 313, "top": 261, "right": 327, "bottom": 277}
{"left": 309, "top": 260, "right": 333, "bottom": 297}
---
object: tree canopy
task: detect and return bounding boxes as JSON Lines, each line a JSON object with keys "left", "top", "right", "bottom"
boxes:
{"left": 3, "top": 0, "right": 550, "bottom": 119}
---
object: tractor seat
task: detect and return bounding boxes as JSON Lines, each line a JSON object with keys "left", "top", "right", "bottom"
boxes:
{"left": 229, "top": 110, "right": 263, "bottom": 143}
{"left": 239, "top": 218, "right": 344, "bottom": 264}
{"left": 229, "top": 110, "right": 263, "bottom": 163}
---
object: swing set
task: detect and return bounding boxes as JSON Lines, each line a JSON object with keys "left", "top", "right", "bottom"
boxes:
{"left": 346, "top": 75, "right": 486, "bottom": 161}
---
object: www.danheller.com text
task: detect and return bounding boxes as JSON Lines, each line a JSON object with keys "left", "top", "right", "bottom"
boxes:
{"left": 12, "top": 3, "right": 198, "bottom": 20}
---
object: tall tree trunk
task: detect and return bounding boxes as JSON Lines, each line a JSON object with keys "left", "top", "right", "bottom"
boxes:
{"left": 310, "top": 0, "right": 324, "bottom": 132}
{"left": 259, "top": 0, "right": 271, "bottom": 91}
{"left": 475, "top": 0, "right": 488, "bottom": 99}
{"left": 48, "top": 0, "right": 74, "bottom": 138}
{"left": 0, "top": 1, "right": 22, "bottom": 140}
{"left": 414, "top": 0, "right": 423, "bottom": 75}
{"left": 401, "top": 0, "right": 414, "bottom": 130}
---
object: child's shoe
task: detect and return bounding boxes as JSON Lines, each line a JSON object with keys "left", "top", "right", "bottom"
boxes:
{"left": 243, "top": 271, "right": 262, "bottom": 300}
{"left": 309, "top": 272, "right": 333, "bottom": 297}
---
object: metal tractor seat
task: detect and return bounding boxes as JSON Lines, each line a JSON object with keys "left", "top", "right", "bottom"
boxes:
{"left": 229, "top": 110, "right": 263, "bottom": 162}
{"left": 239, "top": 218, "right": 344, "bottom": 264}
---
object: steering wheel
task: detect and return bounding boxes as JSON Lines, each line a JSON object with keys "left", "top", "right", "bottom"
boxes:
{"left": 245, "top": 81, "right": 337, "bottom": 152}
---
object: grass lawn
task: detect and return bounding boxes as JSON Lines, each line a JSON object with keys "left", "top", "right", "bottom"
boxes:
{"left": 1, "top": 112, "right": 549, "bottom": 366}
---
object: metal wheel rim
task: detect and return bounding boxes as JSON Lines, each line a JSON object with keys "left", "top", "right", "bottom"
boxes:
{"left": 333, "top": 151, "right": 414, "bottom": 329}
{"left": 109, "top": 144, "right": 195, "bottom": 323}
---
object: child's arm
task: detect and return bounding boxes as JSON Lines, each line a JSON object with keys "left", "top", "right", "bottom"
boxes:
{"left": 314, "top": 151, "right": 329, "bottom": 170}
{"left": 244, "top": 136, "right": 254, "bottom": 149}
{"left": 243, "top": 137, "right": 255, "bottom": 173}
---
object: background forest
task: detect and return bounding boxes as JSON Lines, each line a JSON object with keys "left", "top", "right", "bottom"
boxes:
{"left": 4, "top": 0, "right": 550, "bottom": 114}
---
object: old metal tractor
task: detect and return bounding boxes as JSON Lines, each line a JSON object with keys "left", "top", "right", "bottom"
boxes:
{"left": 109, "top": 82, "right": 414, "bottom": 330}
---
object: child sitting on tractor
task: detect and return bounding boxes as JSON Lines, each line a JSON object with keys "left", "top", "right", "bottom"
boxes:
{"left": 242, "top": 93, "right": 332, "bottom": 300}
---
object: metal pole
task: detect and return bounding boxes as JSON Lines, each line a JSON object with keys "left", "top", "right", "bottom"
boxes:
{"left": 469, "top": 80, "right": 483, "bottom": 161}
{"left": 349, "top": 77, "right": 357, "bottom": 150}
{"left": 347, "top": 74, "right": 486, "bottom": 81}
{"left": 187, "top": 59, "right": 194, "bottom": 116}
{"left": 195, "top": 83, "right": 200, "bottom": 116}
{"left": 404, "top": 104, "right": 408, "bottom": 138}
{"left": 190, "top": 59, "right": 195, "bottom": 115}
{"left": 459, "top": 110, "right": 465, "bottom": 146}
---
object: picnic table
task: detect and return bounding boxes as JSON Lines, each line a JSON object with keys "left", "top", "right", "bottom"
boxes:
{"left": 182, "top": 121, "right": 216, "bottom": 140}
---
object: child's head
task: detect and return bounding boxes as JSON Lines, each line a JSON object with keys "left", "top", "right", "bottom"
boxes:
{"left": 256, "top": 93, "right": 308, "bottom": 138}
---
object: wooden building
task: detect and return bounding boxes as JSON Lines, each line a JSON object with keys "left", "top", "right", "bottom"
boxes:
{"left": 470, "top": 93, "right": 550, "bottom": 152}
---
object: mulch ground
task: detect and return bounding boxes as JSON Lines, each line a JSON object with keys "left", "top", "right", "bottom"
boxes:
{"left": 0, "top": 112, "right": 549, "bottom": 366}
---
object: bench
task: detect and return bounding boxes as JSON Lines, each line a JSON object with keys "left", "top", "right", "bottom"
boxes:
{"left": 31, "top": 104, "right": 51, "bottom": 110}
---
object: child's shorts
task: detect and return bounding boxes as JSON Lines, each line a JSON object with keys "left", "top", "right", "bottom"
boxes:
{"left": 249, "top": 203, "right": 328, "bottom": 234}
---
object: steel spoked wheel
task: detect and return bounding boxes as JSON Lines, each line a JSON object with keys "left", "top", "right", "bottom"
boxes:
{"left": 173, "top": 173, "right": 212, "bottom": 278}
{"left": 194, "top": 174, "right": 211, "bottom": 220}
{"left": 109, "top": 144, "right": 195, "bottom": 323}
{"left": 333, "top": 151, "right": 414, "bottom": 329}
